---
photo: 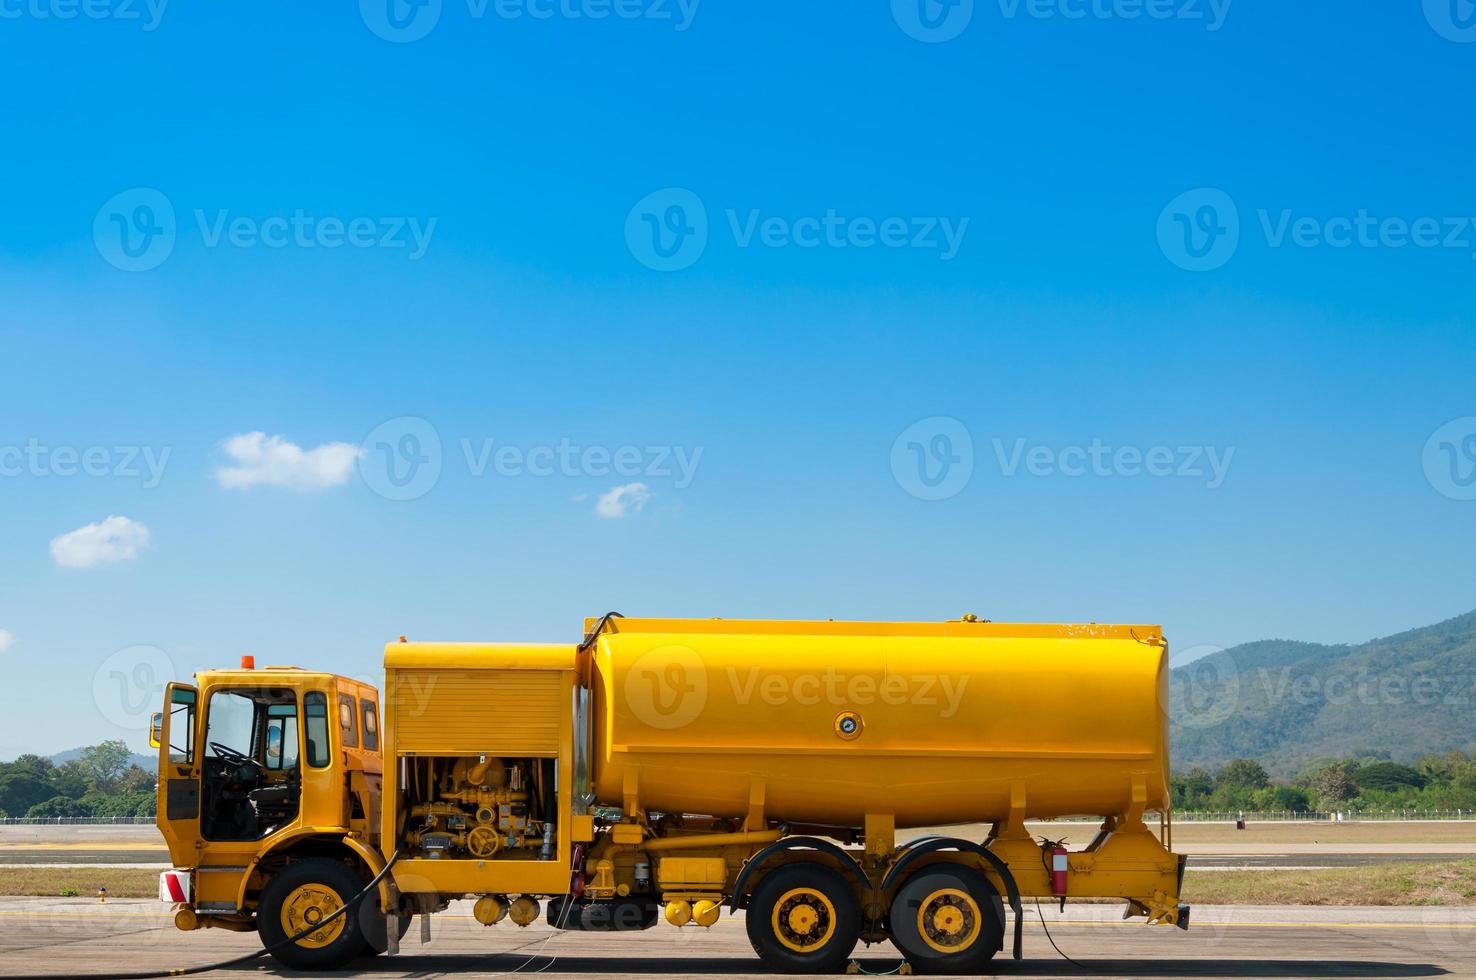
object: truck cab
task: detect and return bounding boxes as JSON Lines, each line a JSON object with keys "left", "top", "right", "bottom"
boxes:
{"left": 153, "top": 659, "right": 391, "bottom": 965}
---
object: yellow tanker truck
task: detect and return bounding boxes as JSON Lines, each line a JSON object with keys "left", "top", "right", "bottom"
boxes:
{"left": 152, "top": 615, "right": 1190, "bottom": 974}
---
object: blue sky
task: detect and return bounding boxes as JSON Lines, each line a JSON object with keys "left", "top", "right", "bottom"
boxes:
{"left": 1, "top": 1, "right": 1474, "bottom": 756}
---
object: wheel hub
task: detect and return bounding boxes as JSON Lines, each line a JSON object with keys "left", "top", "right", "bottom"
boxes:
{"left": 917, "top": 888, "right": 981, "bottom": 953}
{"left": 281, "top": 884, "right": 346, "bottom": 949}
{"left": 772, "top": 888, "right": 837, "bottom": 953}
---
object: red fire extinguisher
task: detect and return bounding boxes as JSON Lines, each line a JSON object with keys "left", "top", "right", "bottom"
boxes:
{"left": 1044, "top": 839, "right": 1069, "bottom": 911}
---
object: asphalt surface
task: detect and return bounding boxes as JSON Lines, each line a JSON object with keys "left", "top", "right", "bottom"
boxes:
{"left": 0, "top": 899, "right": 1473, "bottom": 979}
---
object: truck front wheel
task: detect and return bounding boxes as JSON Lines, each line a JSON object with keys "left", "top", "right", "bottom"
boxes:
{"left": 258, "top": 857, "right": 370, "bottom": 970}
{"left": 745, "top": 862, "right": 861, "bottom": 974}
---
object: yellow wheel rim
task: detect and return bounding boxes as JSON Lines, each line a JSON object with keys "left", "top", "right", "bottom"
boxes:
{"left": 771, "top": 887, "right": 837, "bottom": 954}
{"left": 280, "top": 883, "right": 346, "bottom": 949}
{"left": 916, "top": 887, "right": 982, "bottom": 954}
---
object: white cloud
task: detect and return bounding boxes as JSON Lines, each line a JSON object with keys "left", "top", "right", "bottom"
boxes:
{"left": 50, "top": 516, "right": 150, "bottom": 569}
{"left": 595, "top": 482, "right": 651, "bottom": 519}
{"left": 214, "top": 432, "right": 360, "bottom": 491}
{"left": 0, "top": 630, "right": 14, "bottom": 653}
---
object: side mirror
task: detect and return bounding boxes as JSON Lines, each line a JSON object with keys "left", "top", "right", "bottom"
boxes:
{"left": 149, "top": 712, "right": 164, "bottom": 749}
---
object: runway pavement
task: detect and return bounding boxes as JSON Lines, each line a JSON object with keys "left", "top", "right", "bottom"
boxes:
{"left": 0, "top": 897, "right": 1472, "bottom": 978}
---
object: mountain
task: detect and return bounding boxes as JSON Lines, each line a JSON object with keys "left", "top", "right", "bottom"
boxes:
{"left": 1170, "top": 610, "right": 1476, "bottom": 777}
{"left": 49, "top": 747, "right": 156, "bottom": 772}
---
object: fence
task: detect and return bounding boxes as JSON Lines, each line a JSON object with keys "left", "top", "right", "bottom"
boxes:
{"left": 0, "top": 816, "right": 155, "bottom": 825}
{"left": 1171, "top": 809, "right": 1475, "bottom": 822}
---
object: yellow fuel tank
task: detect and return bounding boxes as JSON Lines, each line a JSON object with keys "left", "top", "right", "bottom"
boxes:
{"left": 588, "top": 618, "right": 1170, "bottom": 828}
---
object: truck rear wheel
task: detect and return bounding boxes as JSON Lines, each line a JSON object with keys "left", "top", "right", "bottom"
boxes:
{"left": 258, "top": 857, "right": 369, "bottom": 970}
{"left": 745, "top": 862, "right": 861, "bottom": 974}
{"left": 888, "top": 864, "right": 1003, "bottom": 975}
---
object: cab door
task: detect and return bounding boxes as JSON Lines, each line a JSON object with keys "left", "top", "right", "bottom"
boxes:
{"left": 154, "top": 682, "right": 200, "bottom": 859}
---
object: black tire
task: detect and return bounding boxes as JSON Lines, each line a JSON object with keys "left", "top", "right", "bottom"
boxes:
{"left": 257, "top": 857, "right": 370, "bottom": 970}
{"left": 888, "top": 864, "right": 1003, "bottom": 975}
{"left": 745, "top": 861, "right": 861, "bottom": 974}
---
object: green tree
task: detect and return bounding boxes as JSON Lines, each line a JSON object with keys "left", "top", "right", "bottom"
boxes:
{"left": 48, "top": 760, "right": 90, "bottom": 800}
{"left": 1310, "top": 761, "right": 1358, "bottom": 810}
{"left": 78, "top": 741, "right": 134, "bottom": 795}
{"left": 1354, "top": 762, "right": 1427, "bottom": 793}
{"left": 25, "top": 796, "right": 91, "bottom": 819}
{"left": 1252, "top": 785, "right": 1311, "bottom": 811}
{"left": 118, "top": 765, "right": 154, "bottom": 794}
{"left": 1217, "top": 758, "right": 1270, "bottom": 790}
{"left": 0, "top": 771, "right": 54, "bottom": 817}
{"left": 9, "top": 754, "right": 54, "bottom": 780}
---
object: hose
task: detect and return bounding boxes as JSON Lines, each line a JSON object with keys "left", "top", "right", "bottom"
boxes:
{"left": 1034, "top": 897, "right": 1087, "bottom": 971}
{"left": 577, "top": 611, "right": 624, "bottom": 653}
{"left": 3, "top": 849, "right": 402, "bottom": 980}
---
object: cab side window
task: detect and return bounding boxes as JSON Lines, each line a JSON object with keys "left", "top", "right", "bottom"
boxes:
{"left": 360, "top": 699, "right": 379, "bottom": 751}
{"left": 168, "top": 687, "right": 196, "bottom": 765}
{"left": 338, "top": 694, "right": 358, "bottom": 749}
{"left": 264, "top": 703, "right": 299, "bottom": 770}
{"left": 303, "top": 692, "right": 331, "bottom": 768}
